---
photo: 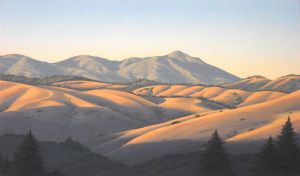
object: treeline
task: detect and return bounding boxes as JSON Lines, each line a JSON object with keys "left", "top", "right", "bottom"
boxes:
{"left": 200, "top": 117, "right": 300, "bottom": 176}
{"left": 0, "top": 130, "right": 65, "bottom": 176}
{"left": 0, "top": 74, "right": 95, "bottom": 86}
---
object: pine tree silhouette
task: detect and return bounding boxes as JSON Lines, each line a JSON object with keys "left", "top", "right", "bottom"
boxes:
{"left": 0, "top": 156, "right": 11, "bottom": 175}
{"left": 254, "top": 136, "right": 279, "bottom": 176}
{"left": 200, "top": 130, "right": 234, "bottom": 176}
{"left": 0, "top": 154, "right": 3, "bottom": 175}
{"left": 277, "top": 117, "right": 300, "bottom": 176}
{"left": 13, "top": 130, "right": 45, "bottom": 176}
{"left": 0, "top": 154, "right": 3, "bottom": 170}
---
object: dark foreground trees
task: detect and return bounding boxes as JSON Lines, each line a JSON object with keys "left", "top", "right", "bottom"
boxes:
{"left": 0, "top": 131, "right": 45, "bottom": 176}
{"left": 254, "top": 117, "right": 300, "bottom": 176}
{"left": 0, "top": 156, "right": 11, "bottom": 175}
{"left": 0, "top": 131, "right": 66, "bottom": 176}
{"left": 277, "top": 117, "right": 300, "bottom": 176}
{"left": 13, "top": 130, "right": 45, "bottom": 176}
{"left": 254, "top": 136, "right": 279, "bottom": 176}
{"left": 200, "top": 117, "right": 299, "bottom": 176}
{"left": 200, "top": 130, "right": 234, "bottom": 176}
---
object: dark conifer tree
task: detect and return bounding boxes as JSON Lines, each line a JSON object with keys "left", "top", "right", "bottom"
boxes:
{"left": 0, "top": 154, "right": 3, "bottom": 169}
{"left": 0, "top": 156, "right": 12, "bottom": 176}
{"left": 0, "top": 154, "right": 3, "bottom": 175}
{"left": 276, "top": 117, "right": 300, "bottom": 176}
{"left": 254, "top": 136, "right": 279, "bottom": 176}
{"left": 200, "top": 130, "right": 234, "bottom": 176}
{"left": 13, "top": 130, "right": 45, "bottom": 176}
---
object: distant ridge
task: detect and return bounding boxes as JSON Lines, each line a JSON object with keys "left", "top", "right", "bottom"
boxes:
{"left": 223, "top": 74, "right": 300, "bottom": 93}
{"left": 0, "top": 51, "right": 239, "bottom": 84}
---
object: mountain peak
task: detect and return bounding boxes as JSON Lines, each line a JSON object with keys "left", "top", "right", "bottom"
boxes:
{"left": 69, "top": 55, "right": 104, "bottom": 60}
{"left": 167, "top": 50, "right": 190, "bottom": 58}
{"left": 60, "top": 55, "right": 114, "bottom": 64}
{"left": 245, "top": 75, "right": 267, "bottom": 79}
{"left": 1, "top": 54, "right": 31, "bottom": 59}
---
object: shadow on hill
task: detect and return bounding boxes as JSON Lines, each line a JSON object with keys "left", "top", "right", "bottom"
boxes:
{"left": 0, "top": 133, "right": 126, "bottom": 176}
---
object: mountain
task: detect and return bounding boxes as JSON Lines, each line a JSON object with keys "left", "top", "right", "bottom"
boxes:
{"left": 56, "top": 55, "right": 123, "bottom": 82}
{"left": 0, "top": 51, "right": 240, "bottom": 84}
{"left": 0, "top": 54, "right": 66, "bottom": 77}
{"left": 115, "top": 51, "right": 239, "bottom": 84}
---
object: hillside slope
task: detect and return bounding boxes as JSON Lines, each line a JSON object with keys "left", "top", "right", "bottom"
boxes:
{"left": 133, "top": 85, "right": 287, "bottom": 107}
{"left": 222, "top": 75, "right": 300, "bottom": 93}
{"left": 0, "top": 81, "right": 163, "bottom": 141}
{"left": 0, "top": 81, "right": 224, "bottom": 142}
{"left": 94, "top": 90, "right": 300, "bottom": 164}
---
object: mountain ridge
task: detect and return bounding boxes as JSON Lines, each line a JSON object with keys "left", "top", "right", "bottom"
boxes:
{"left": 0, "top": 51, "right": 240, "bottom": 84}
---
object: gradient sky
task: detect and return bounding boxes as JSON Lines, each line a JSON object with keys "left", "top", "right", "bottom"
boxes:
{"left": 0, "top": 0, "right": 299, "bottom": 78}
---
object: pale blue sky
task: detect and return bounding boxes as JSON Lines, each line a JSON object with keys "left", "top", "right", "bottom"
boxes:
{"left": 0, "top": 0, "right": 299, "bottom": 78}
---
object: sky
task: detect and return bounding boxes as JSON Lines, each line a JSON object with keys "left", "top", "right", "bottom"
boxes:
{"left": 0, "top": 0, "right": 299, "bottom": 79}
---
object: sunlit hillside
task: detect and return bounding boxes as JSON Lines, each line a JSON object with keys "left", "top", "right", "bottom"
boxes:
{"left": 0, "top": 76, "right": 299, "bottom": 165}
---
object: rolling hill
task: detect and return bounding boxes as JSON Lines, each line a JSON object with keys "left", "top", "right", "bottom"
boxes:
{"left": 0, "top": 80, "right": 161, "bottom": 142}
{"left": 133, "top": 85, "right": 287, "bottom": 107}
{"left": 0, "top": 80, "right": 224, "bottom": 142}
{"left": 222, "top": 75, "right": 300, "bottom": 93}
{"left": 0, "top": 76, "right": 299, "bottom": 166}
{"left": 91, "top": 90, "right": 300, "bottom": 164}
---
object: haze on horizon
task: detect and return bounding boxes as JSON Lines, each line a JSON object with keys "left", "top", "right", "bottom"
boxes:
{"left": 0, "top": 0, "right": 299, "bottom": 79}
